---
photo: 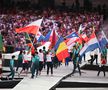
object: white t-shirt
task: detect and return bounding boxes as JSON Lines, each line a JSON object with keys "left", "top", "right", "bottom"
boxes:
{"left": 46, "top": 54, "right": 52, "bottom": 62}
{"left": 38, "top": 52, "right": 44, "bottom": 62}
{"left": 22, "top": 53, "right": 28, "bottom": 63}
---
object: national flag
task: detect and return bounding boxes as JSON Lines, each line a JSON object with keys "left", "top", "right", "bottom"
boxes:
{"left": 38, "top": 35, "right": 45, "bottom": 42}
{"left": 44, "top": 30, "right": 52, "bottom": 41}
{"left": 25, "top": 33, "right": 32, "bottom": 44}
{"left": 80, "top": 33, "right": 89, "bottom": 42}
{"left": 98, "top": 31, "right": 108, "bottom": 49}
{"left": 65, "top": 32, "right": 80, "bottom": 48}
{"left": 49, "top": 30, "right": 58, "bottom": 48}
{"left": 56, "top": 42, "right": 69, "bottom": 61}
{"left": 44, "top": 30, "right": 58, "bottom": 48}
{"left": 16, "top": 18, "right": 43, "bottom": 35}
{"left": 64, "top": 38, "right": 76, "bottom": 49}
{"left": 79, "top": 32, "right": 100, "bottom": 56}
{"left": 66, "top": 32, "right": 79, "bottom": 38}
{"left": 36, "top": 31, "right": 45, "bottom": 42}
{"left": 54, "top": 36, "right": 64, "bottom": 51}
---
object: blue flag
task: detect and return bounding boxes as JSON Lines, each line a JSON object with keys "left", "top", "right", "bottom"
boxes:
{"left": 98, "top": 31, "right": 108, "bottom": 49}
{"left": 44, "top": 30, "right": 52, "bottom": 41}
{"left": 66, "top": 32, "right": 79, "bottom": 38}
{"left": 54, "top": 36, "right": 64, "bottom": 51}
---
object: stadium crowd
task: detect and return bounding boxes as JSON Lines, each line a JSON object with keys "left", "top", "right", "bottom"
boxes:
{"left": 0, "top": 1, "right": 107, "bottom": 79}
{"left": 0, "top": 8, "right": 103, "bottom": 51}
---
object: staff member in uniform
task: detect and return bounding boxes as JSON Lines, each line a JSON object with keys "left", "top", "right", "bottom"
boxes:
{"left": 31, "top": 52, "right": 40, "bottom": 78}
{"left": 16, "top": 50, "right": 23, "bottom": 72}
{"left": 71, "top": 45, "right": 81, "bottom": 76}
{"left": 7, "top": 55, "right": 15, "bottom": 80}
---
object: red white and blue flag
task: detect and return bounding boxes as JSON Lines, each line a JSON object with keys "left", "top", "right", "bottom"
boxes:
{"left": 79, "top": 32, "right": 100, "bottom": 56}
{"left": 65, "top": 32, "right": 80, "bottom": 48}
{"left": 36, "top": 31, "right": 45, "bottom": 42}
{"left": 79, "top": 33, "right": 89, "bottom": 42}
{"left": 44, "top": 30, "right": 58, "bottom": 48}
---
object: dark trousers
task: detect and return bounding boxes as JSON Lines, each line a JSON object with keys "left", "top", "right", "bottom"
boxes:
{"left": 65, "top": 61, "right": 69, "bottom": 66}
{"left": 91, "top": 55, "right": 98, "bottom": 65}
{"left": 22, "top": 63, "right": 29, "bottom": 71}
{"left": 43, "top": 60, "right": 46, "bottom": 69}
{"left": 90, "top": 55, "right": 94, "bottom": 65}
{"left": 94, "top": 54, "right": 98, "bottom": 64}
{"left": 65, "top": 57, "right": 69, "bottom": 66}
{"left": 39, "top": 61, "right": 43, "bottom": 71}
{"left": 72, "top": 63, "right": 81, "bottom": 75}
{"left": 16, "top": 61, "right": 22, "bottom": 71}
{"left": 97, "top": 65, "right": 106, "bottom": 76}
{"left": 47, "top": 62, "right": 53, "bottom": 75}
{"left": 79, "top": 56, "right": 82, "bottom": 63}
{"left": 8, "top": 67, "right": 15, "bottom": 80}
{"left": 83, "top": 54, "right": 86, "bottom": 61}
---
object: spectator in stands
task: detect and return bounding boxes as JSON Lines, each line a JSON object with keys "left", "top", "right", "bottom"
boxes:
{"left": 6, "top": 55, "right": 15, "bottom": 80}
{"left": 0, "top": 53, "right": 2, "bottom": 79}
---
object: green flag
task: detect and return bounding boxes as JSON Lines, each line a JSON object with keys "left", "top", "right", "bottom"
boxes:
{"left": 25, "top": 33, "right": 31, "bottom": 44}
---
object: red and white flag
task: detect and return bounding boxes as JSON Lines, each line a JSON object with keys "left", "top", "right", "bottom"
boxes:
{"left": 80, "top": 33, "right": 89, "bottom": 42}
{"left": 16, "top": 18, "right": 43, "bottom": 35}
